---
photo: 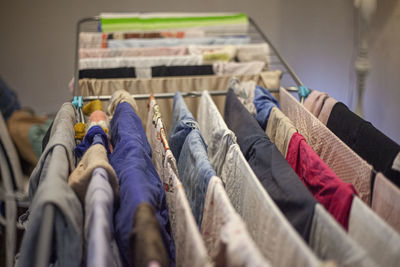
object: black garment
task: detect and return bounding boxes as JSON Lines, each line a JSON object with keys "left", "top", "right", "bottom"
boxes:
{"left": 151, "top": 65, "right": 214, "bottom": 77}
{"left": 78, "top": 67, "right": 136, "bottom": 79}
{"left": 224, "top": 88, "right": 316, "bottom": 242}
{"left": 327, "top": 102, "right": 400, "bottom": 187}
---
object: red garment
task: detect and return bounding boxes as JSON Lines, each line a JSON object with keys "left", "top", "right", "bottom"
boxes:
{"left": 286, "top": 132, "right": 357, "bottom": 230}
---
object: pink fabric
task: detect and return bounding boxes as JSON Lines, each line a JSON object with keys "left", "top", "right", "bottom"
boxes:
{"left": 304, "top": 90, "right": 329, "bottom": 118}
{"left": 79, "top": 46, "right": 188, "bottom": 58}
{"left": 286, "top": 132, "right": 357, "bottom": 230}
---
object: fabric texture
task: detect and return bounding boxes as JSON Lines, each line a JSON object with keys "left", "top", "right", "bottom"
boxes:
{"left": 309, "top": 204, "right": 375, "bottom": 267}
{"left": 107, "top": 89, "right": 139, "bottom": 119}
{"left": 78, "top": 72, "right": 269, "bottom": 131}
{"left": 201, "top": 176, "right": 271, "bottom": 267}
{"left": 130, "top": 203, "right": 170, "bottom": 267}
{"left": 303, "top": 90, "right": 329, "bottom": 119}
{"left": 253, "top": 85, "right": 280, "bottom": 130}
{"left": 146, "top": 98, "right": 211, "bottom": 267}
{"left": 317, "top": 97, "right": 337, "bottom": 125}
{"left": 17, "top": 103, "right": 83, "bottom": 267}
{"left": 224, "top": 88, "right": 316, "bottom": 242}
{"left": 79, "top": 46, "right": 188, "bottom": 58}
{"left": 79, "top": 67, "right": 136, "bottom": 79}
{"left": 287, "top": 132, "right": 357, "bottom": 230}
{"left": 327, "top": 102, "right": 400, "bottom": 187}
{"left": 198, "top": 91, "right": 321, "bottom": 267}
{"left": 349, "top": 197, "right": 400, "bottom": 267}
{"left": 372, "top": 172, "right": 400, "bottom": 233}
{"left": 109, "top": 102, "right": 174, "bottom": 267}
{"left": 151, "top": 65, "right": 214, "bottom": 77}
{"left": 74, "top": 126, "right": 111, "bottom": 159}
{"left": 279, "top": 87, "right": 373, "bottom": 204}
{"left": 266, "top": 107, "right": 297, "bottom": 157}
{"left": 85, "top": 167, "right": 122, "bottom": 267}
{"left": 213, "top": 61, "right": 265, "bottom": 76}
{"left": 229, "top": 78, "right": 257, "bottom": 115}
{"left": 68, "top": 143, "right": 119, "bottom": 206}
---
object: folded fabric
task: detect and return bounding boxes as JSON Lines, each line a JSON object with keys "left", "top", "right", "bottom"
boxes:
{"left": 318, "top": 97, "right": 337, "bottom": 125}
{"left": 287, "top": 132, "right": 357, "bottom": 229}
{"left": 79, "top": 67, "right": 136, "bottom": 79}
{"left": 130, "top": 203, "right": 170, "bottom": 267}
{"left": 79, "top": 46, "right": 188, "bottom": 58}
{"left": 79, "top": 55, "right": 203, "bottom": 70}
{"left": 279, "top": 87, "right": 373, "bottom": 203}
{"left": 349, "top": 197, "right": 400, "bottom": 266}
{"left": 229, "top": 78, "right": 257, "bottom": 115}
{"left": 266, "top": 107, "right": 297, "bottom": 157}
{"left": 236, "top": 43, "right": 270, "bottom": 63}
{"left": 202, "top": 45, "right": 236, "bottom": 63}
{"left": 108, "top": 36, "right": 250, "bottom": 48}
{"left": 253, "top": 85, "right": 280, "bottom": 130}
{"left": 146, "top": 99, "right": 210, "bottom": 266}
{"left": 152, "top": 65, "right": 214, "bottom": 77}
{"left": 327, "top": 102, "right": 400, "bottom": 187}
{"left": 79, "top": 32, "right": 107, "bottom": 48}
{"left": 201, "top": 176, "right": 271, "bottom": 267}
{"left": 372, "top": 172, "right": 400, "bottom": 233}
{"left": 18, "top": 103, "right": 82, "bottom": 267}
{"left": 310, "top": 204, "right": 376, "bottom": 267}
{"left": 198, "top": 91, "right": 321, "bottom": 267}
{"left": 109, "top": 102, "right": 174, "bottom": 266}
{"left": 213, "top": 61, "right": 265, "bottom": 76}
{"left": 100, "top": 13, "right": 248, "bottom": 32}
{"left": 74, "top": 126, "right": 110, "bottom": 158}
{"left": 224, "top": 88, "right": 316, "bottom": 242}
{"left": 85, "top": 167, "right": 122, "bottom": 267}
{"left": 303, "top": 90, "right": 329, "bottom": 119}
{"left": 107, "top": 89, "right": 139, "bottom": 119}
{"left": 68, "top": 144, "right": 119, "bottom": 207}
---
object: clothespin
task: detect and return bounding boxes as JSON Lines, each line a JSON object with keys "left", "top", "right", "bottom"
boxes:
{"left": 298, "top": 86, "right": 310, "bottom": 104}
{"left": 72, "top": 96, "right": 85, "bottom": 123}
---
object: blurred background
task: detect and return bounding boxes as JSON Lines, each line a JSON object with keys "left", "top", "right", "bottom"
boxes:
{"left": 0, "top": 0, "right": 399, "bottom": 143}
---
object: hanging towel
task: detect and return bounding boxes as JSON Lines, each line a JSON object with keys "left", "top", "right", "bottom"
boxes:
{"left": 79, "top": 46, "right": 188, "bottom": 58}
{"left": 303, "top": 90, "right": 329, "bottom": 119}
{"left": 253, "top": 85, "right": 280, "bottom": 130}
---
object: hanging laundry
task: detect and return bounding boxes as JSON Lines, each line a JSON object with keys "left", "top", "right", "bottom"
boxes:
{"left": 213, "top": 61, "right": 265, "bottom": 76}
{"left": 253, "top": 85, "right": 280, "bottom": 130}
{"left": 224, "top": 88, "right": 316, "bottom": 242}
{"left": 79, "top": 67, "right": 136, "bottom": 79}
{"left": 303, "top": 90, "right": 329, "bottom": 119}
{"left": 79, "top": 46, "right": 188, "bottom": 59}
{"left": 151, "top": 65, "right": 214, "bottom": 77}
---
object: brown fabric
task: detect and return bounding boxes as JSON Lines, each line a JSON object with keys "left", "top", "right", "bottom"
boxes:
{"left": 318, "top": 97, "right": 338, "bottom": 125}
{"left": 79, "top": 73, "right": 271, "bottom": 131}
{"left": 68, "top": 144, "right": 119, "bottom": 206}
{"left": 130, "top": 203, "right": 169, "bottom": 267}
{"left": 6, "top": 110, "right": 47, "bottom": 166}
{"left": 304, "top": 90, "right": 329, "bottom": 118}
{"left": 372, "top": 172, "right": 400, "bottom": 233}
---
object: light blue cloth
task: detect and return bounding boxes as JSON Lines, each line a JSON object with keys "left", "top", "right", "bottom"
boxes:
{"left": 108, "top": 36, "right": 250, "bottom": 48}
{"left": 85, "top": 167, "right": 122, "bottom": 267}
{"left": 169, "top": 92, "right": 216, "bottom": 226}
{"left": 253, "top": 86, "right": 280, "bottom": 130}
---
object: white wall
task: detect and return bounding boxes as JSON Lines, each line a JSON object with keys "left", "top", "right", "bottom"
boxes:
{"left": 0, "top": 0, "right": 398, "bottom": 142}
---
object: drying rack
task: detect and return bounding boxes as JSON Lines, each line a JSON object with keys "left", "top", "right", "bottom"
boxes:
{"left": 34, "top": 14, "right": 307, "bottom": 267}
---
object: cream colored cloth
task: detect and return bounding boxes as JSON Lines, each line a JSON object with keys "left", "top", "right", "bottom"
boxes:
{"left": 279, "top": 87, "right": 373, "bottom": 204}
{"left": 68, "top": 144, "right": 119, "bottom": 205}
{"left": 318, "top": 97, "right": 338, "bottom": 125}
{"left": 79, "top": 32, "right": 106, "bottom": 48}
{"left": 372, "top": 172, "right": 400, "bottom": 233}
{"left": 146, "top": 99, "right": 211, "bottom": 267}
{"left": 349, "top": 197, "right": 400, "bottom": 267}
{"left": 304, "top": 90, "right": 329, "bottom": 119}
{"left": 266, "top": 107, "right": 297, "bottom": 157}
{"left": 197, "top": 91, "right": 322, "bottom": 267}
{"left": 107, "top": 89, "right": 139, "bottom": 119}
{"left": 79, "top": 73, "right": 270, "bottom": 131}
{"left": 213, "top": 61, "right": 266, "bottom": 76}
{"left": 230, "top": 78, "right": 257, "bottom": 115}
{"left": 201, "top": 176, "right": 271, "bottom": 267}
{"left": 236, "top": 43, "right": 270, "bottom": 64}
{"left": 79, "top": 46, "right": 188, "bottom": 58}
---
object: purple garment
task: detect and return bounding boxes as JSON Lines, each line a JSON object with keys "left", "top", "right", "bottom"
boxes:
{"left": 109, "top": 102, "right": 175, "bottom": 267}
{"left": 74, "top": 126, "right": 110, "bottom": 158}
{"left": 253, "top": 86, "right": 280, "bottom": 130}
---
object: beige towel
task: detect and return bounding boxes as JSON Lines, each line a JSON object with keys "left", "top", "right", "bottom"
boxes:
{"left": 318, "top": 97, "right": 338, "bottom": 125}
{"left": 68, "top": 144, "right": 119, "bottom": 206}
{"left": 107, "top": 89, "right": 139, "bottom": 118}
{"left": 304, "top": 90, "right": 329, "bottom": 118}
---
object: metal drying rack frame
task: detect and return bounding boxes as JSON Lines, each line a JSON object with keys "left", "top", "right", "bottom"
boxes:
{"left": 36, "top": 14, "right": 305, "bottom": 267}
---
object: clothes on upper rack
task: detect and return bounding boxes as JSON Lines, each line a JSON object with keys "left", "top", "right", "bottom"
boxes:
{"left": 146, "top": 97, "right": 211, "bottom": 267}
{"left": 213, "top": 61, "right": 266, "bottom": 76}
{"left": 325, "top": 101, "right": 400, "bottom": 187}
{"left": 79, "top": 67, "right": 136, "bottom": 79}
{"left": 109, "top": 30, "right": 205, "bottom": 40}
{"left": 253, "top": 85, "right": 280, "bottom": 130}
{"left": 108, "top": 100, "right": 175, "bottom": 266}
{"left": 79, "top": 46, "right": 188, "bottom": 58}
{"left": 85, "top": 167, "right": 122, "bottom": 267}
{"left": 17, "top": 103, "right": 82, "bottom": 267}
{"left": 151, "top": 65, "right": 214, "bottom": 77}
{"left": 198, "top": 91, "right": 322, "bottom": 267}
{"left": 169, "top": 92, "right": 271, "bottom": 266}
{"left": 279, "top": 87, "right": 373, "bottom": 204}
{"left": 224, "top": 88, "right": 316, "bottom": 242}
{"left": 371, "top": 172, "right": 400, "bottom": 233}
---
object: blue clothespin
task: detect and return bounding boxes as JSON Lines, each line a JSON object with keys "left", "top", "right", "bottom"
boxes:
{"left": 72, "top": 96, "right": 83, "bottom": 109}
{"left": 298, "top": 86, "right": 310, "bottom": 103}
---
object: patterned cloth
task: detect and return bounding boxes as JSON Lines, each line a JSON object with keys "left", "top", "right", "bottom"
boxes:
{"left": 279, "top": 87, "right": 373, "bottom": 204}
